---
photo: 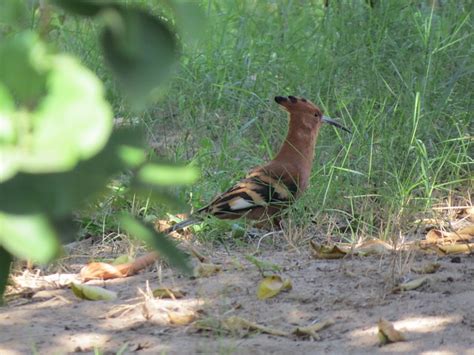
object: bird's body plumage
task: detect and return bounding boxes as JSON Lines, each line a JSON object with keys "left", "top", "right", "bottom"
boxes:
{"left": 166, "top": 95, "right": 349, "bottom": 233}
{"left": 80, "top": 95, "right": 350, "bottom": 280}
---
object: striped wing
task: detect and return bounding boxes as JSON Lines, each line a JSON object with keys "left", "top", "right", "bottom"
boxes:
{"left": 198, "top": 169, "right": 298, "bottom": 218}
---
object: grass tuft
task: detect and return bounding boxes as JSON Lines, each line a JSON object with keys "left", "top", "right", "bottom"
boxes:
{"left": 55, "top": 1, "right": 472, "bottom": 242}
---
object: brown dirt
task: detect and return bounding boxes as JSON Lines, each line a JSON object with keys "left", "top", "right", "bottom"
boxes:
{"left": 1, "top": 235, "right": 473, "bottom": 355}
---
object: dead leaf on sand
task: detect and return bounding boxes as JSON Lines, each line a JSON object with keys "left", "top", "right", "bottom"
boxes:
{"left": 412, "top": 262, "right": 441, "bottom": 274}
{"left": 438, "top": 243, "right": 474, "bottom": 254}
{"left": 245, "top": 254, "right": 281, "bottom": 275}
{"left": 79, "top": 262, "right": 127, "bottom": 281}
{"left": 257, "top": 275, "right": 292, "bottom": 300}
{"left": 378, "top": 318, "right": 405, "bottom": 345}
{"left": 222, "top": 316, "right": 289, "bottom": 337}
{"left": 425, "top": 226, "right": 474, "bottom": 245}
{"left": 152, "top": 288, "right": 186, "bottom": 299}
{"left": 419, "top": 222, "right": 474, "bottom": 255}
{"left": 193, "top": 262, "right": 222, "bottom": 278}
{"left": 194, "top": 316, "right": 334, "bottom": 339}
{"left": 194, "top": 316, "right": 289, "bottom": 337}
{"left": 168, "top": 310, "right": 197, "bottom": 325}
{"left": 354, "top": 240, "right": 393, "bottom": 256}
{"left": 193, "top": 317, "right": 222, "bottom": 333}
{"left": 465, "top": 207, "right": 474, "bottom": 222}
{"left": 293, "top": 318, "right": 335, "bottom": 340}
{"left": 310, "top": 239, "right": 392, "bottom": 259}
{"left": 393, "top": 276, "right": 429, "bottom": 292}
{"left": 71, "top": 283, "right": 117, "bottom": 301}
{"left": 310, "top": 241, "right": 347, "bottom": 259}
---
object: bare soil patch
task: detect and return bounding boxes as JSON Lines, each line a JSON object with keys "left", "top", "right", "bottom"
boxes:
{"left": 1, "top": 234, "right": 473, "bottom": 355}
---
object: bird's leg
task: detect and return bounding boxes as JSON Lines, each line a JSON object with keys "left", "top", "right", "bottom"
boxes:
{"left": 252, "top": 217, "right": 282, "bottom": 231}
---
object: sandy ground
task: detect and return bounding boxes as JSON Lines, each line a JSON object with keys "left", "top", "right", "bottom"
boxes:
{"left": 1, "top": 234, "right": 473, "bottom": 355}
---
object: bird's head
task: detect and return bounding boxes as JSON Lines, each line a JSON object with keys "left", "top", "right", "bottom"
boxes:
{"left": 274, "top": 96, "right": 351, "bottom": 133}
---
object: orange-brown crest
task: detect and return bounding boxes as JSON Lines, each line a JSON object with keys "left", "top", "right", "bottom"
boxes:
{"left": 274, "top": 96, "right": 323, "bottom": 117}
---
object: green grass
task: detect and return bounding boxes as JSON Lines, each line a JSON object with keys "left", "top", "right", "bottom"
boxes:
{"left": 56, "top": 1, "right": 473, "bottom": 241}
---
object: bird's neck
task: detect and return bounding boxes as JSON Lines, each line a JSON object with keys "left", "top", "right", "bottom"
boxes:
{"left": 274, "top": 114, "right": 321, "bottom": 166}
{"left": 273, "top": 113, "right": 322, "bottom": 190}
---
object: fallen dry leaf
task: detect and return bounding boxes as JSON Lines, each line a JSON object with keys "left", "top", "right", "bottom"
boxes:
{"left": 194, "top": 316, "right": 288, "bottom": 337}
{"left": 189, "top": 246, "right": 209, "bottom": 263}
{"left": 245, "top": 255, "right": 281, "bottom": 275}
{"left": 394, "top": 276, "right": 429, "bottom": 292}
{"left": 193, "top": 262, "right": 222, "bottom": 278}
{"left": 457, "top": 225, "right": 474, "bottom": 236}
{"left": 354, "top": 240, "right": 393, "bottom": 256}
{"left": 193, "top": 317, "right": 222, "bottom": 332}
{"left": 310, "top": 239, "right": 393, "bottom": 259}
{"left": 80, "top": 262, "right": 128, "bottom": 281}
{"left": 425, "top": 229, "right": 444, "bottom": 244}
{"left": 222, "top": 316, "right": 289, "bottom": 337}
{"left": 293, "top": 318, "right": 335, "bottom": 340}
{"left": 438, "top": 243, "right": 474, "bottom": 255}
{"left": 465, "top": 207, "right": 474, "bottom": 222}
{"left": 414, "top": 217, "right": 443, "bottom": 226}
{"left": 168, "top": 310, "right": 197, "bottom": 325}
{"left": 412, "top": 262, "right": 441, "bottom": 274}
{"left": 257, "top": 275, "right": 292, "bottom": 300}
{"left": 195, "top": 316, "right": 336, "bottom": 339}
{"left": 152, "top": 288, "right": 185, "bottom": 299}
{"left": 425, "top": 227, "right": 474, "bottom": 245}
{"left": 310, "top": 240, "right": 347, "bottom": 259}
{"left": 71, "top": 283, "right": 117, "bottom": 301}
{"left": 377, "top": 318, "right": 405, "bottom": 345}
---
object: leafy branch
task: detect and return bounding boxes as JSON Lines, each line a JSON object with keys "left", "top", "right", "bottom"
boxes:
{"left": 0, "top": 0, "right": 204, "bottom": 299}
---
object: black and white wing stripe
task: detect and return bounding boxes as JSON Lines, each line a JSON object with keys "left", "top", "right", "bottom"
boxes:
{"left": 197, "top": 169, "right": 298, "bottom": 218}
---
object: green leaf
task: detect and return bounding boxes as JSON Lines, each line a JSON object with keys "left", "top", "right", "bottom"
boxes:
{"left": 0, "top": 32, "right": 48, "bottom": 104}
{"left": 0, "top": 0, "right": 30, "bottom": 30}
{"left": 100, "top": 6, "right": 178, "bottom": 103}
{"left": 71, "top": 282, "right": 117, "bottom": 301}
{"left": 120, "top": 214, "right": 192, "bottom": 275}
{"left": 167, "top": 1, "right": 205, "bottom": 44}
{"left": 0, "top": 83, "right": 17, "bottom": 182}
{"left": 137, "top": 163, "right": 199, "bottom": 186}
{"left": 53, "top": 216, "right": 80, "bottom": 244}
{"left": 0, "top": 246, "right": 12, "bottom": 302}
{"left": 0, "top": 127, "right": 145, "bottom": 216}
{"left": 117, "top": 145, "right": 146, "bottom": 167}
{"left": 22, "top": 55, "right": 113, "bottom": 174}
{"left": 0, "top": 213, "right": 60, "bottom": 263}
{"left": 0, "top": 82, "right": 14, "bottom": 114}
{"left": 0, "top": 35, "right": 113, "bottom": 180}
{"left": 51, "top": 0, "right": 113, "bottom": 17}
{"left": 127, "top": 187, "right": 187, "bottom": 212}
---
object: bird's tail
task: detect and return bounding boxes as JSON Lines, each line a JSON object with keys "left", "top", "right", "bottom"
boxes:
{"left": 163, "top": 218, "right": 201, "bottom": 234}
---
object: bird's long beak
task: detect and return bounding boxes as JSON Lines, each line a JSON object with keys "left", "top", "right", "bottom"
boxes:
{"left": 322, "top": 116, "right": 351, "bottom": 133}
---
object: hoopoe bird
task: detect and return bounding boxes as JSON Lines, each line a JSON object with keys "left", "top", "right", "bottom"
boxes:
{"left": 80, "top": 95, "right": 350, "bottom": 280}
{"left": 166, "top": 95, "right": 350, "bottom": 232}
